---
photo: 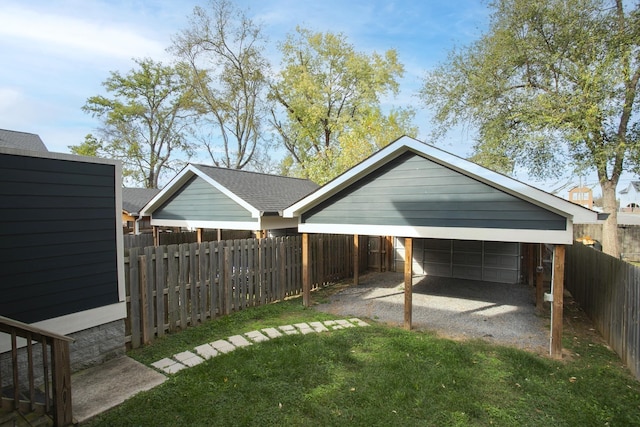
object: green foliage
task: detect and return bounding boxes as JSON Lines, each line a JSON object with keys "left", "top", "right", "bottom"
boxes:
{"left": 420, "top": 0, "right": 640, "bottom": 256}
{"left": 88, "top": 299, "right": 640, "bottom": 426}
{"left": 76, "top": 58, "right": 197, "bottom": 188}
{"left": 171, "top": 0, "right": 272, "bottom": 170}
{"left": 270, "top": 27, "right": 416, "bottom": 184}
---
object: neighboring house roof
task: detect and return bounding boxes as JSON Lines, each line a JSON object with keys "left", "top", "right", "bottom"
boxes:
{"left": 619, "top": 181, "right": 640, "bottom": 195}
{"left": 190, "top": 164, "right": 319, "bottom": 214}
{"left": 284, "top": 135, "right": 602, "bottom": 245}
{"left": 122, "top": 188, "right": 161, "bottom": 215}
{"left": 0, "top": 129, "right": 48, "bottom": 152}
{"left": 140, "top": 164, "right": 319, "bottom": 230}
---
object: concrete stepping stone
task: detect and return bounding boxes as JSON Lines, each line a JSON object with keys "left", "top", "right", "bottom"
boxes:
{"left": 262, "top": 327, "right": 283, "bottom": 339}
{"left": 336, "top": 319, "right": 356, "bottom": 328}
{"left": 151, "top": 358, "right": 186, "bottom": 374}
{"left": 279, "top": 325, "right": 299, "bottom": 335}
{"left": 194, "top": 343, "right": 219, "bottom": 360}
{"left": 228, "top": 335, "right": 252, "bottom": 348}
{"left": 210, "top": 339, "right": 236, "bottom": 354}
{"left": 323, "top": 320, "right": 344, "bottom": 330}
{"left": 309, "top": 321, "right": 329, "bottom": 333}
{"left": 245, "top": 330, "right": 270, "bottom": 343}
{"left": 174, "top": 351, "right": 204, "bottom": 367}
{"left": 349, "top": 318, "right": 369, "bottom": 327}
{"left": 294, "top": 323, "right": 315, "bottom": 334}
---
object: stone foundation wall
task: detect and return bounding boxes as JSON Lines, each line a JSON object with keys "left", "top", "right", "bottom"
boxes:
{"left": 1, "top": 319, "right": 126, "bottom": 389}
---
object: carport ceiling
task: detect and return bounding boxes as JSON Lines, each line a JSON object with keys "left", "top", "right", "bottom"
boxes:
{"left": 284, "top": 136, "right": 601, "bottom": 244}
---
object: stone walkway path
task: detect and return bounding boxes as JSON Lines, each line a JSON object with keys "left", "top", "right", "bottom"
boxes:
{"left": 151, "top": 318, "right": 369, "bottom": 374}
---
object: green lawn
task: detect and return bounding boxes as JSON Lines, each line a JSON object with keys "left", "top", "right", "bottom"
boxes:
{"left": 86, "top": 296, "right": 640, "bottom": 427}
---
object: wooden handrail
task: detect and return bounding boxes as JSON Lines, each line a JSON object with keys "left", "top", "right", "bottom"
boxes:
{"left": 0, "top": 316, "right": 74, "bottom": 426}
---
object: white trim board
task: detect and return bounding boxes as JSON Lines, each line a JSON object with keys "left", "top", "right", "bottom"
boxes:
{"left": 284, "top": 136, "right": 600, "bottom": 226}
{"left": 297, "top": 222, "right": 575, "bottom": 245}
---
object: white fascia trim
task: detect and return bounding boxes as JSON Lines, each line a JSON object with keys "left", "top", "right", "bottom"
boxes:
{"left": 150, "top": 218, "right": 259, "bottom": 230}
{"left": 0, "top": 302, "right": 127, "bottom": 352}
{"left": 297, "top": 223, "right": 575, "bottom": 245}
{"left": 192, "top": 167, "right": 261, "bottom": 218}
{"left": 140, "top": 164, "right": 194, "bottom": 216}
{"left": 113, "top": 162, "right": 126, "bottom": 301}
{"left": 284, "top": 136, "right": 600, "bottom": 224}
{"left": 140, "top": 164, "right": 260, "bottom": 218}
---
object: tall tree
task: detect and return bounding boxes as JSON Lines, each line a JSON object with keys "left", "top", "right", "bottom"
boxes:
{"left": 171, "top": 0, "right": 270, "bottom": 170}
{"left": 420, "top": 0, "right": 640, "bottom": 256}
{"left": 270, "top": 27, "right": 415, "bottom": 184}
{"left": 76, "top": 58, "right": 196, "bottom": 188}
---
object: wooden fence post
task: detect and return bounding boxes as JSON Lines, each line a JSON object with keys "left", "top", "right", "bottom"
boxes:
{"left": 139, "top": 254, "right": 150, "bottom": 345}
{"left": 302, "top": 233, "right": 311, "bottom": 307}
{"left": 354, "top": 234, "right": 359, "bottom": 286}
{"left": 404, "top": 237, "right": 413, "bottom": 330}
{"left": 551, "top": 244, "right": 565, "bottom": 359}
{"left": 223, "top": 245, "right": 231, "bottom": 315}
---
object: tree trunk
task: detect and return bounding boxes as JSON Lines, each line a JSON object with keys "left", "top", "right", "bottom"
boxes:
{"left": 600, "top": 180, "right": 619, "bottom": 258}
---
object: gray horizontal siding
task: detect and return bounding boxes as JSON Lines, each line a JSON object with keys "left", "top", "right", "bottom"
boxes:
{"left": 303, "top": 152, "right": 566, "bottom": 231}
{"left": 0, "top": 153, "right": 119, "bottom": 323}
{"left": 154, "top": 175, "right": 253, "bottom": 222}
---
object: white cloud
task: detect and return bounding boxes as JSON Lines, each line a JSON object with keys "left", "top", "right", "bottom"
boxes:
{"left": 0, "top": 4, "right": 168, "bottom": 62}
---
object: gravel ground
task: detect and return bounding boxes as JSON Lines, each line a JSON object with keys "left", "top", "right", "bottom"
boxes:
{"left": 315, "top": 272, "right": 550, "bottom": 354}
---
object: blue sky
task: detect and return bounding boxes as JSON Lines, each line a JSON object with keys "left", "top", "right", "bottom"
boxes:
{"left": 0, "top": 0, "right": 624, "bottom": 193}
{"left": 0, "top": 1, "right": 487, "bottom": 153}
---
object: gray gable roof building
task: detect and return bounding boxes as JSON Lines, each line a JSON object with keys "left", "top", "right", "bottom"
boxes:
{"left": 122, "top": 188, "right": 161, "bottom": 215}
{"left": 141, "top": 164, "right": 319, "bottom": 232}
{"left": 0, "top": 129, "right": 48, "bottom": 152}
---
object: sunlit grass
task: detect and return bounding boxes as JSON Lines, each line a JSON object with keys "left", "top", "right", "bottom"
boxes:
{"left": 88, "top": 297, "right": 640, "bottom": 427}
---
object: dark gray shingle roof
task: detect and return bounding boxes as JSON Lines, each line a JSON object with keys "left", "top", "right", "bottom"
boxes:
{"left": 122, "top": 188, "right": 161, "bottom": 214}
{"left": 0, "top": 129, "right": 48, "bottom": 152}
{"left": 192, "top": 165, "right": 319, "bottom": 213}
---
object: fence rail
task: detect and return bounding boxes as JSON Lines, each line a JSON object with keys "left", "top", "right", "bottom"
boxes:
{"left": 565, "top": 243, "right": 640, "bottom": 380}
{"left": 124, "top": 234, "right": 364, "bottom": 348}
{"left": 0, "top": 316, "right": 74, "bottom": 426}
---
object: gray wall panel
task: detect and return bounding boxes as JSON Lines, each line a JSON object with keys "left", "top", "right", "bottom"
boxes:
{"left": 304, "top": 152, "right": 566, "bottom": 231}
{"left": 154, "top": 175, "right": 252, "bottom": 221}
{"left": 0, "top": 153, "right": 119, "bottom": 323}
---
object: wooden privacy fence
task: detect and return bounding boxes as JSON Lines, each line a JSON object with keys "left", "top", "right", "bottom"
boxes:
{"left": 124, "top": 234, "right": 361, "bottom": 348}
{"left": 565, "top": 243, "right": 640, "bottom": 380}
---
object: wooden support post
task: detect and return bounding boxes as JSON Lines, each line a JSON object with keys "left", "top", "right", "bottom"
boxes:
{"left": 386, "top": 236, "right": 394, "bottom": 272}
{"left": 196, "top": 228, "right": 203, "bottom": 243}
{"left": 353, "top": 234, "right": 359, "bottom": 286}
{"left": 217, "top": 228, "right": 222, "bottom": 242}
{"left": 404, "top": 237, "right": 413, "bottom": 330}
{"left": 536, "top": 243, "right": 544, "bottom": 311}
{"left": 153, "top": 226, "right": 159, "bottom": 247}
{"left": 550, "top": 244, "right": 565, "bottom": 359}
{"left": 527, "top": 243, "right": 534, "bottom": 286}
{"left": 378, "top": 236, "right": 384, "bottom": 272}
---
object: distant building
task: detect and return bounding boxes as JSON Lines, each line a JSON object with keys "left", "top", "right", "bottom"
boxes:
{"left": 568, "top": 186, "right": 593, "bottom": 209}
{"left": 122, "top": 188, "right": 161, "bottom": 234}
{"left": 619, "top": 181, "right": 640, "bottom": 212}
{"left": 0, "top": 129, "right": 48, "bottom": 152}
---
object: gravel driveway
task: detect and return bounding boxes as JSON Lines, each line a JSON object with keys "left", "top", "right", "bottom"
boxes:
{"left": 315, "top": 272, "right": 550, "bottom": 354}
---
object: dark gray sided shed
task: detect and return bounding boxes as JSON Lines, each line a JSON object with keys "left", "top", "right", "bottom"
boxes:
{"left": 0, "top": 146, "right": 126, "bottom": 368}
{"left": 284, "top": 135, "right": 602, "bottom": 357}
{"left": 141, "top": 164, "right": 319, "bottom": 240}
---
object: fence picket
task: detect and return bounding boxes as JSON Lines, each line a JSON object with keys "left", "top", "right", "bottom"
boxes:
{"left": 124, "top": 235, "right": 360, "bottom": 349}
{"left": 167, "top": 245, "right": 178, "bottom": 332}
{"left": 178, "top": 244, "right": 188, "bottom": 329}
{"left": 566, "top": 243, "right": 640, "bottom": 380}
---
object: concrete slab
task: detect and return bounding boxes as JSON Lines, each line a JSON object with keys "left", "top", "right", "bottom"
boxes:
{"left": 309, "top": 321, "right": 329, "bottom": 333}
{"left": 228, "top": 335, "right": 252, "bottom": 347}
{"left": 72, "top": 356, "right": 166, "bottom": 424}
{"left": 294, "top": 323, "right": 314, "bottom": 334}
{"left": 262, "top": 327, "right": 283, "bottom": 338}
{"left": 245, "top": 330, "right": 270, "bottom": 343}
